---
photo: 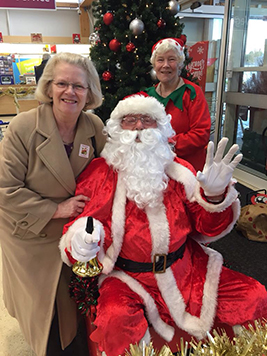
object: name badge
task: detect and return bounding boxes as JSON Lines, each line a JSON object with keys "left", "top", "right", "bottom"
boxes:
{"left": 79, "top": 144, "right": 90, "bottom": 158}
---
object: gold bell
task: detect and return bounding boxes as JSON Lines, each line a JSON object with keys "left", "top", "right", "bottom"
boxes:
{"left": 72, "top": 257, "right": 103, "bottom": 278}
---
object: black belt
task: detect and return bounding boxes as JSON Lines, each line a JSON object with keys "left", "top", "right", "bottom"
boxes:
{"left": 115, "top": 243, "right": 185, "bottom": 274}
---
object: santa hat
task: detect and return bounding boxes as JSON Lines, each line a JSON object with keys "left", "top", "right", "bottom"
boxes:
{"left": 109, "top": 95, "right": 171, "bottom": 126}
{"left": 150, "top": 36, "right": 186, "bottom": 65}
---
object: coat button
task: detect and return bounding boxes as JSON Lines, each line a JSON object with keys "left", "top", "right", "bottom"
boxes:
{"left": 39, "top": 233, "right": 47, "bottom": 238}
{"left": 21, "top": 221, "right": 28, "bottom": 226}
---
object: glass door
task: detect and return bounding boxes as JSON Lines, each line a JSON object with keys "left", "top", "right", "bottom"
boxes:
{"left": 215, "top": 0, "right": 267, "bottom": 188}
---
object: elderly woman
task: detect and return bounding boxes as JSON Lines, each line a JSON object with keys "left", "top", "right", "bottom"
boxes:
{"left": 139, "top": 37, "right": 211, "bottom": 172}
{"left": 0, "top": 52, "right": 106, "bottom": 356}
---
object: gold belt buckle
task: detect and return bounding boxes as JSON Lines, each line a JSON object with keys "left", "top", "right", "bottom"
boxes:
{"left": 153, "top": 254, "right": 167, "bottom": 274}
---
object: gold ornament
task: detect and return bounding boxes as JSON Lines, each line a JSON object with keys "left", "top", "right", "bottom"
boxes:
{"left": 72, "top": 258, "right": 103, "bottom": 278}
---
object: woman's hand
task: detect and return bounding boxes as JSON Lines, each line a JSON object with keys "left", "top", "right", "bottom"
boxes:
{"left": 52, "top": 195, "right": 90, "bottom": 219}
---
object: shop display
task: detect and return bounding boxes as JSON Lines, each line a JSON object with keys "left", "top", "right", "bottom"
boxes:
{"left": 0, "top": 54, "right": 14, "bottom": 85}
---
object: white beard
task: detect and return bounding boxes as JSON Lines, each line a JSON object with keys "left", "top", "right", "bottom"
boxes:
{"left": 101, "top": 128, "right": 175, "bottom": 209}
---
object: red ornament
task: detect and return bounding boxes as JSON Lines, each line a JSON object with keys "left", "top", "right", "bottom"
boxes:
{"left": 103, "top": 12, "right": 114, "bottom": 26}
{"left": 102, "top": 70, "right": 113, "bottom": 81}
{"left": 109, "top": 39, "right": 121, "bottom": 52}
{"left": 157, "top": 18, "right": 166, "bottom": 29}
{"left": 126, "top": 42, "right": 135, "bottom": 52}
{"left": 180, "top": 34, "right": 187, "bottom": 45}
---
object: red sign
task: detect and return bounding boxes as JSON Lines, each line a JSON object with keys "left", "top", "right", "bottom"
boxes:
{"left": 207, "top": 58, "right": 217, "bottom": 67}
{"left": 31, "top": 33, "right": 43, "bottom": 43}
{"left": 51, "top": 44, "right": 57, "bottom": 53}
{"left": 72, "top": 34, "right": 81, "bottom": 44}
{"left": 0, "top": 0, "right": 56, "bottom": 10}
{"left": 186, "top": 41, "right": 209, "bottom": 92}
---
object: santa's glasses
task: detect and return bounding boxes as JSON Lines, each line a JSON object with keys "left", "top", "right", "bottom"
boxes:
{"left": 121, "top": 115, "right": 156, "bottom": 127}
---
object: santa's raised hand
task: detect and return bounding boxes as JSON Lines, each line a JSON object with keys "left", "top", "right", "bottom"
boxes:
{"left": 196, "top": 137, "right": 243, "bottom": 199}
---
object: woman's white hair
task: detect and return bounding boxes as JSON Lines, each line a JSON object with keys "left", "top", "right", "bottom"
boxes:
{"left": 150, "top": 39, "right": 185, "bottom": 72}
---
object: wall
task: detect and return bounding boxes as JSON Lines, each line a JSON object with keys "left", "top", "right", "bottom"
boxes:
{"left": 0, "top": 8, "right": 80, "bottom": 40}
{"left": 182, "top": 18, "right": 205, "bottom": 43}
{"left": 0, "top": 7, "right": 218, "bottom": 45}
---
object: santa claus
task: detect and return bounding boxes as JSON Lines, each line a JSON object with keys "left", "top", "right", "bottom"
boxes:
{"left": 59, "top": 95, "right": 267, "bottom": 356}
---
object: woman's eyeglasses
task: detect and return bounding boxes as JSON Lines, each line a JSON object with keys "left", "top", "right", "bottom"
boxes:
{"left": 52, "top": 81, "right": 89, "bottom": 92}
{"left": 121, "top": 115, "right": 157, "bottom": 127}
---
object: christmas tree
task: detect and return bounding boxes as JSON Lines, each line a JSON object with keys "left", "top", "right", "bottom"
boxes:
{"left": 90, "top": 0, "right": 192, "bottom": 122}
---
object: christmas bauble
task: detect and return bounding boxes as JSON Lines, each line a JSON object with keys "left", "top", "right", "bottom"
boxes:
{"left": 126, "top": 42, "right": 135, "bottom": 52}
{"left": 109, "top": 39, "right": 121, "bottom": 52}
{"left": 150, "top": 68, "right": 157, "bottom": 81}
{"left": 129, "top": 18, "right": 144, "bottom": 35}
{"left": 157, "top": 18, "right": 166, "bottom": 28}
{"left": 168, "top": 0, "right": 180, "bottom": 15}
{"left": 103, "top": 12, "right": 114, "bottom": 25}
{"left": 88, "top": 32, "right": 100, "bottom": 45}
{"left": 102, "top": 70, "right": 113, "bottom": 81}
{"left": 180, "top": 34, "right": 187, "bottom": 45}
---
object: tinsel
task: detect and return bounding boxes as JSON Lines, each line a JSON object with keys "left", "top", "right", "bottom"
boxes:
{"left": 126, "top": 319, "right": 267, "bottom": 356}
{"left": 69, "top": 274, "right": 99, "bottom": 317}
{"left": 0, "top": 86, "right": 36, "bottom": 109}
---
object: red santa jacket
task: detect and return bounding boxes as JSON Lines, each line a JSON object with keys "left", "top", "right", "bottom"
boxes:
{"left": 60, "top": 157, "right": 240, "bottom": 340}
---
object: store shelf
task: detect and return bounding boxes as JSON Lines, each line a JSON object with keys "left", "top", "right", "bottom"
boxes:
{"left": 0, "top": 86, "right": 38, "bottom": 115}
{"left": 232, "top": 66, "right": 267, "bottom": 72}
{"left": 223, "top": 92, "right": 267, "bottom": 109}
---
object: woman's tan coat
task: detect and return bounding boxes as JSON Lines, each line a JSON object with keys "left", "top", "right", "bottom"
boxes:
{"left": 0, "top": 104, "right": 106, "bottom": 356}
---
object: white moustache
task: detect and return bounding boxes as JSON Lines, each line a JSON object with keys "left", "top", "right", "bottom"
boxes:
{"left": 119, "top": 128, "right": 164, "bottom": 146}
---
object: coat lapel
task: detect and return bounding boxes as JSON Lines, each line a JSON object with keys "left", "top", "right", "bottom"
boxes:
{"left": 35, "top": 105, "right": 97, "bottom": 195}
{"left": 35, "top": 105, "right": 76, "bottom": 194}
{"left": 69, "top": 111, "right": 98, "bottom": 178}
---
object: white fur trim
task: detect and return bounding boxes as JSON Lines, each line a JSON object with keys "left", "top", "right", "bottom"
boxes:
{"left": 166, "top": 161, "right": 197, "bottom": 201}
{"left": 109, "top": 95, "right": 168, "bottom": 124}
{"left": 192, "top": 182, "right": 241, "bottom": 244}
{"left": 99, "top": 271, "right": 175, "bottom": 342}
{"left": 153, "top": 38, "right": 182, "bottom": 53}
{"left": 139, "top": 328, "right": 151, "bottom": 346}
{"left": 194, "top": 181, "right": 239, "bottom": 213}
{"left": 59, "top": 232, "right": 72, "bottom": 267}
{"left": 145, "top": 204, "right": 170, "bottom": 255}
{"left": 101, "top": 173, "right": 127, "bottom": 274}
{"left": 194, "top": 199, "right": 240, "bottom": 244}
{"left": 155, "top": 246, "right": 223, "bottom": 340}
{"left": 145, "top": 199, "right": 223, "bottom": 340}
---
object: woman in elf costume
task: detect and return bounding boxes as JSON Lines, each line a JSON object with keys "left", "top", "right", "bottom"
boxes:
{"left": 138, "top": 37, "right": 211, "bottom": 172}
